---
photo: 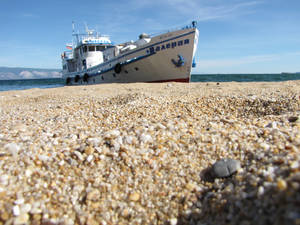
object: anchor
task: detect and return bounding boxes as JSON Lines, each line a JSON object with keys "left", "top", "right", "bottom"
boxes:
{"left": 171, "top": 54, "right": 185, "bottom": 67}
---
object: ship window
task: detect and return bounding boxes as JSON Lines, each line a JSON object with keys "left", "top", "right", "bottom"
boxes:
{"left": 149, "top": 47, "right": 155, "bottom": 54}
{"left": 166, "top": 43, "right": 170, "bottom": 48}
{"left": 184, "top": 39, "right": 190, "bottom": 44}
{"left": 178, "top": 40, "right": 183, "bottom": 46}
{"left": 156, "top": 46, "right": 160, "bottom": 51}
{"left": 96, "top": 46, "right": 102, "bottom": 51}
{"left": 83, "top": 46, "right": 87, "bottom": 53}
{"left": 88, "top": 46, "right": 95, "bottom": 51}
{"left": 172, "top": 42, "right": 177, "bottom": 48}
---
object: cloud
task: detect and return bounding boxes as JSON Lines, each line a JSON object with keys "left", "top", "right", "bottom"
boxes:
{"left": 129, "top": 0, "right": 263, "bottom": 22}
{"left": 21, "top": 13, "right": 38, "bottom": 18}
{"left": 50, "top": 71, "right": 62, "bottom": 78}
{"left": 19, "top": 71, "right": 34, "bottom": 79}
{"left": 17, "top": 70, "right": 61, "bottom": 79}
{"left": 32, "top": 71, "right": 49, "bottom": 77}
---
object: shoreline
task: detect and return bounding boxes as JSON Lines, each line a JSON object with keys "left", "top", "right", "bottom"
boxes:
{"left": 1, "top": 81, "right": 300, "bottom": 224}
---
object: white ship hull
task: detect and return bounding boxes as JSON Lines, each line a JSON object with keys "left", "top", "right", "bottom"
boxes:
{"left": 62, "top": 26, "right": 199, "bottom": 85}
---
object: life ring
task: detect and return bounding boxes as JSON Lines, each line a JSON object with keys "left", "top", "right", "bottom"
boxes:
{"left": 114, "top": 63, "right": 122, "bottom": 74}
{"left": 83, "top": 73, "right": 89, "bottom": 82}
{"left": 66, "top": 77, "right": 71, "bottom": 85}
{"left": 74, "top": 75, "right": 80, "bottom": 83}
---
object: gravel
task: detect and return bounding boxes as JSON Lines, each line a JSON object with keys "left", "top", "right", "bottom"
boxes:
{"left": 0, "top": 81, "right": 300, "bottom": 225}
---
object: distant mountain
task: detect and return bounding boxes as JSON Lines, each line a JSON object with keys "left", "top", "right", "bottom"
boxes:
{"left": 0, "top": 67, "right": 62, "bottom": 80}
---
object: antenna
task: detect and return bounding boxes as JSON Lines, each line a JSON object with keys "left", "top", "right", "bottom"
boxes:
{"left": 72, "top": 21, "right": 79, "bottom": 45}
{"left": 72, "top": 21, "right": 75, "bottom": 34}
{"left": 84, "top": 22, "right": 94, "bottom": 36}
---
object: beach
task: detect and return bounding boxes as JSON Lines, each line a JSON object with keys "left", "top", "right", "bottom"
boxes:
{"left": 0, "top": 81, "right": 300, "bottom": 225}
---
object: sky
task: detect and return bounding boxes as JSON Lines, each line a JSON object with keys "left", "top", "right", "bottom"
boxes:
{"left": 0, "top": 0, "right": 300, "bottom": 74}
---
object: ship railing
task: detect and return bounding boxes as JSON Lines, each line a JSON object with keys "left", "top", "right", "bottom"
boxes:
{"left": 62, "top": 51, "right": 73, "bottom": 59}
{"left": 149, "top": 21, "right": 197, "bottom": 37}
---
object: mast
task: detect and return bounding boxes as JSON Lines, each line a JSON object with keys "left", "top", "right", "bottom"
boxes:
{"left": 72, "top": 21, "right": 79, "bottom": 46}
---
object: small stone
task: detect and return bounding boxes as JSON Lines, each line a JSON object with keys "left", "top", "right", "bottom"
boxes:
{"left": 1, "top": 211, "right": 9, "bottom": 221}
{"left": 129, "top": 192, "right": 140, "bottom": 201}
{"left": 186, "top": 182, "right": 197, "bottom": 191}
{"left": 291, "top": 161, "right": 299, "bottom": 170}
{"left": 87, "top": 189, "right": 100, "bottom": 201}
{"left": 170, "top": 218, "right": 177, "bottom": 225}
{"left": 4, "top": 143, "right": 20, "bottom": 157}
{"left": 0, "top": 174, "right": 9, "bottom": 186}
{"left": 13, "top": 205, "right": 20, "bottom": 216}
{"left": 85, "top": 146, "right": 95, "bottom": 155}
{"left": 122, "top": 208, "right": 130, "bottom": 218}
{"left": 14, "top": 213, "right": 29, "bottom": 225}
{"left": 257, "top": 186, "right": 264, "bottom": 196}
{"left": 265, "top": 121, "right": 277, "bottom": 128}
{"left": 20, "top": 204, "right": 32, "bottom": 213}
{"left": 288, "top": 116, "right": 299, "bottom": 123}
{"left": 140, "top": 133, "right": 152, "bottom": 143}
{"left": 86, "top": 154, "right": 94, "bottom": 162}
{"left": 277, "top": 178, "right": 287, "bottom": 191}
{"left": 14, "top": 198, "right": 24, "bottom": 205}
{"left": 73, "top": 151, "right": 84, "bottom": 161}
{"left": 211, "top": 158, "right": 241, "bottom": 178}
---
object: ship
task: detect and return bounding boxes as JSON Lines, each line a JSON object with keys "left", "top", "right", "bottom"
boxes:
{"left": 61, "top": 22, "right": 199, "bottom": 85}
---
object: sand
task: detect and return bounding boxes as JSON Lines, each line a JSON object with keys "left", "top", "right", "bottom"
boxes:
{"left": 0, "top": 81, "right": 300, "bottom": 225}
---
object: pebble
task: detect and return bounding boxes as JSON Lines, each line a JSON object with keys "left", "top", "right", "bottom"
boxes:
{"left": 170, "top": 218, "right": 178, "bottom": 225}
{"left": 4, "top": 143, "right": 20, "bottom": 157}
{"left": 288, "top": 116, "right": 299, "bottom": 123}
{"left": 14, "top": 213, "right": 29, "bottom": 225}
{"left": 13, "top": 205, "right": 20, "bottom": 216}
{"left": 277, "top": 178, "right": 287, "bottom": 191}
{"left": 211, "top": 158, "right": 241, "bottom": 178}
{"left": 129, "top": 192, "right": 140, "bottom": 201}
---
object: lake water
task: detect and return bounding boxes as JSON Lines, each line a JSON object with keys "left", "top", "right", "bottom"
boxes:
{"left": 1, "top": 73, "right": 300, "bottom": 92}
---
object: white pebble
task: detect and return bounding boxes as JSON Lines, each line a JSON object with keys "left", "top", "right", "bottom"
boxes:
{"left": 140, "top": 133, "right": 152, "bottom": 143}
{"left": 4, "top": 143, "right": 20, "bottom": 157}
{"left": 0, "top": 174, "right": 9, "bottom": 186}
{"left": 260, "top": 142, "right": 270, "bottom": 151}
{"left": 170, "top": 218, "right": 177, "bottom": 225}
{"left": 13, "top": 205, "right": 20, "bottom": 216}
{"left": 291, "top": 161, "right": 299, "bottom": 169}
{"left": 86, "top": 155, "right": 93, "bottom": 162}
{"left": 257, "top": 186, "right": 264, "bottom": 196}
{"left": 38, "top": 155, "right": 49, "bottom": 162}
{"left": 125, "top": 135, "right": 133, "bottom": 144}
{"left": 25, "top": 169, "right": 33, "bottom": 177}
{"left": 104, "top": 129, "right": 120, "bottom": 138}
{"left": 87, "top": 137, "right": 101, "bottom": 146}
{"left": 59, "top": 160, "right": 65, "bottom": 166}
{"left": 14, "top": 198, "right": 25, "bottom": 205}
{"left": 74, "top": 151, "right": 84, "bottom": 161}
{"left": 20, "top": 204, "right": 32, "bottom": 213}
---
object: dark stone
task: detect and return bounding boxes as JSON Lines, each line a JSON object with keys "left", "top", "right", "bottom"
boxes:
{"left": 211, "top": 158, "right": 241, "bottom": 178}
{"left": 288, "top": 116, "right": 299, "bottom": 123}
